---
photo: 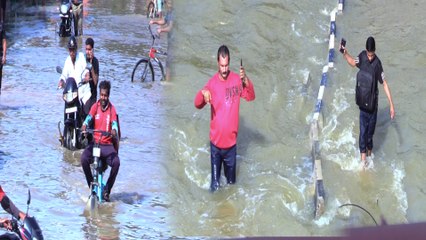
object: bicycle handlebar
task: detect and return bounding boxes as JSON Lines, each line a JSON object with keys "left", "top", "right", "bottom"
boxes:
{"left": 83, "top": 129, "right": 111, "bottom": 137}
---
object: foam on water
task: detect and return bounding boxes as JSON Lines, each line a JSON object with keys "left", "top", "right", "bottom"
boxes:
{"left": 391, "top": 161, "right": 408, "bottom": 216}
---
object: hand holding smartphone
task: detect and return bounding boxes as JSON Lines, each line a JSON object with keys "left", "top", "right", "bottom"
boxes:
{"left": 240, "top": 59, "right": 246, "bottom": 87}
{"left": 339, "top": 38, "right": 346, "bottom": 54}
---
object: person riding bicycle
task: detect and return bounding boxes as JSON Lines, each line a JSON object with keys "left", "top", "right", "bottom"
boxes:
{"left": 0, "top": 186, "right": 26, "bottom": 234}
{"left": 81, "top": 80, "right": 120, "bottom": 202}
{"left": 58, "top": 36, "right": 91, "bottom": 116}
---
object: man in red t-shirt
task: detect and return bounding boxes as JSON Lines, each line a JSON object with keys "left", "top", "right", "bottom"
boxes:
{"left": 81, "top": 80, "right": 120, "bottom": 202}
{"left": 194, "top": 45, "right": 255, "bottom": 192}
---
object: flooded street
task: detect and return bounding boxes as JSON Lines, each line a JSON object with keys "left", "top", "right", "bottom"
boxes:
{"left": 1, "top": 0, "right": 426, "bottom": 239}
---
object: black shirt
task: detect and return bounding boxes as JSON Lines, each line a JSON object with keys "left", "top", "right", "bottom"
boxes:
{"left": 88, "top": 56, "right": 99, "bottom": 100}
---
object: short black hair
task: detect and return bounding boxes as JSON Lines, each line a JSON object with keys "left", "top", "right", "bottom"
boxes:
{"left": 217, "top": 45, "right": 230, "bottom": 62}
{"left": 366, "top": 36, "right": 375, "bottom": 52}
{"left": 85, "top": 37, "right": 95, "bottom": 48}
{"left": 99, "top": 80, "right": 111, "bottom": 96}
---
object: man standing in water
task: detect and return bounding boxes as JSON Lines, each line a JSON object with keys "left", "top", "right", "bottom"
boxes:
{"left": 194, "top": 45, "right": 255, "bottom": 192}
{"left": 340, "top": 36, "right": 395, "bottom": 167}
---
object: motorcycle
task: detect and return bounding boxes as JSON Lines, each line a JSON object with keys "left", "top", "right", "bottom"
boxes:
{"left": 58, "top": 0, "right": 83, "bottom": 37}
{"left": 58, "top": 0, "right": 73, "bottom": 37}
{"left": 0, "top": 190, "right": 44, "bottom": 240}
{"left": 56, "top": 65, "right": 92, "bottom": 151}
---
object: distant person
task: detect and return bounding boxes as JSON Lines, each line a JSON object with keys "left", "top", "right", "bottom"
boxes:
{"left": 81, "top": 80, "right": 120, "bottom": 202}
{"left": 149, "top": 0, "right": 173, "bottom": 35}
{"left": 156, "top": 0, "right": 163, "bottom": 18}
{"left": 149, "top": 0, "right": 173, "bottom": 80}
{"left": 71, "top": 0, "right": 83, "bottom": 36}
{"left": 0, "top": 21, "right": 6, "bottom": 94}
{"left": 85, "top": 37, "right": 99, "bottom": 114}
{"left": 340, "top": 36, "right": 395, "bottom": 167}
{"left": 194, "top": 45, "right": 255, "bottom": 192}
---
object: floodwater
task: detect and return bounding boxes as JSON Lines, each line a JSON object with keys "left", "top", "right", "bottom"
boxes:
{"left": 1, "top": 0, "right": 426, "bottom": 239}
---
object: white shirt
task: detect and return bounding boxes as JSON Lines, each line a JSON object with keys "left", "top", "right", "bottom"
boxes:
{"left": 61, "top": 52, "right": 87, "bottom": 85}
{"left": 61, "top": 52, "right": 91, "bottom": 104}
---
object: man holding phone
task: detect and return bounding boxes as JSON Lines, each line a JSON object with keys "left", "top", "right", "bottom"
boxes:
{"left": 194, "top": 45, "right": 255, "bottom": 192}
{"left": 340, "top": 36, "right": 395, "bottom": 167}
{"left": 85, "top": 37, "right": 99, "bottom": 116}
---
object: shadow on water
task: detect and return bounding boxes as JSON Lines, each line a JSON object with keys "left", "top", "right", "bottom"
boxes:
{"left": 237, "top": 117, "right": 267, "bottom": 156}
{"left": 109, "top": 191, "right": 144, "bottom": 205}
{"left": 374, "top": 106, "right": 409, "bottom": 156}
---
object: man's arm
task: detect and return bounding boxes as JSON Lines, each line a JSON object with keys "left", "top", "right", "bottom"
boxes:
{"left": 194, "top": 89, "right": 210, "bottom": 109}
{"left": 91, "top": 59, "right": 99, "bottom": 88}
{"left": 150, "top": 18, "right": 166, "bottom": 26}
{"left": 342, "top": 49, "right": 357, "bottom": 67}
{"left": 58, "top": 59, "right": 69, "bottom": 88}
{"left": 241, "top": 77, "right": 255, "bottom": 101}
{"left": 382, "top": 79, "right": 395, "bottom": 119}
{"left": 158, "top": 20, "right": 173, "bottom": 34}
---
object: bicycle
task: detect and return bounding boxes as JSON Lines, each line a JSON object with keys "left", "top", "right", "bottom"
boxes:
{"left": 131, "top": 25, "right": 167, "bottom": 82}
{"left": 84, "top": 129, "right": 112, "bottom": 216}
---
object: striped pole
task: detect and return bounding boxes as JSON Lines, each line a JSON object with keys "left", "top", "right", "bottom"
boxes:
{"left": 338, "top": 0, "right": 345, "bottom": 12}
{"left": 311, "top": 0, "right": 345, "bottom": 219}
{"left": 328, "top": 10, "right": 336, "bottom": 68}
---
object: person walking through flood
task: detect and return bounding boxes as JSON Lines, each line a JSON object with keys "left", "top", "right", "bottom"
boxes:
{"left": 340, "top": 36, "right": 395, "bottom": 167}
{"left": 194, "top": 45, "right": 255, "bottom": 192}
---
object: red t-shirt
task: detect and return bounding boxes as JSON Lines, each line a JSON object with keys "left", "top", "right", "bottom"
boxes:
{"left": 194, "top": 71, "right": 255, "bottom": 148}
{"left": 88, "top": 101, "right": 118, "bottom": 145}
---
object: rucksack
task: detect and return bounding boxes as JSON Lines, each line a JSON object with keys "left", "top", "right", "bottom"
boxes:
{"left": 356, "top": 52, "right": 379, "bottom": 112}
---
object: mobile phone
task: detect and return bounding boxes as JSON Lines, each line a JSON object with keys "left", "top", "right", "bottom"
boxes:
{"left": 340, "top": 38, "right": 346, "bottom": 53}
{"left": 240, "top": 59, "right": 246, "bottom": 87}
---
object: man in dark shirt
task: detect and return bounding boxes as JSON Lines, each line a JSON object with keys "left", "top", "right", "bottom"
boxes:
{"left": 84, "top": 37, "right": 99, "bottom": 116}
{"left": 341, "top": 36, "right": 395, "bottom": 167}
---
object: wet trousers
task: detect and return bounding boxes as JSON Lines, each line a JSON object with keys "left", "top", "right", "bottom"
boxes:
{"left": 359, "top": 108, "right": 377, "bottom": 153}
{"left": 81, "top": 143, "right": 120, "bottom": 194}
{"left": 210, "top": 142, "right": 236, "bottom": 192}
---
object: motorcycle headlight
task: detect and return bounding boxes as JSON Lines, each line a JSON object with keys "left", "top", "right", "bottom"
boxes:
{"left": 60, "top": 4, "right": 69, "bottom": 14}
{"left": 63, "top": 91, "right": 78, "bottom": 103}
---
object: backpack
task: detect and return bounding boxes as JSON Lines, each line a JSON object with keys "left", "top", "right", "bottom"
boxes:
{"left": 355, "top": 52, "right": 379, "bottom": 112}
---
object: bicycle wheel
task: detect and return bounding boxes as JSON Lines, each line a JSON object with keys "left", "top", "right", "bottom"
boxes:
{"left": 131, "top": 58, "right": 154, "bottom": 82}
{"left": 158, "top": 60, "right": 166, "bottom": 81}
{"left": 89, "top": 193, "right": 99, "bottom": 217}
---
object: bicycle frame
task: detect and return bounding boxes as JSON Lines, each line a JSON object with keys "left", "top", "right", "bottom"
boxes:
{"left": 148, "top": 25, "right": 166, "bottom": 61}
{"left": 87, "top": 129, "right": 110, "bottom": 204}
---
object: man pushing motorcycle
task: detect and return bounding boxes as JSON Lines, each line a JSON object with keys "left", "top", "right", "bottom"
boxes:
{"left": 80, "top": 80, "right": 120, "bottom": 202}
